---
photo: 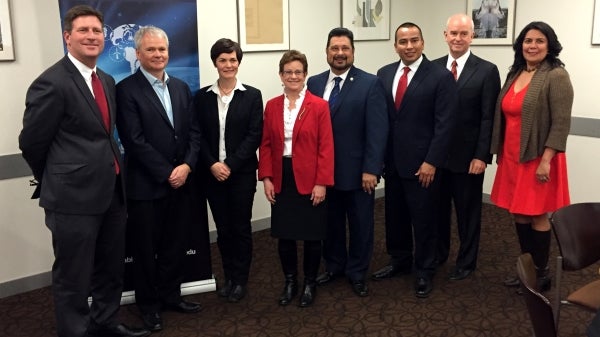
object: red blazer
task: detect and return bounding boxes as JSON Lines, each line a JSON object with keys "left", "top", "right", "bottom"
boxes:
{"left": 258, "top": 90, "right": 334, "bottom": 195}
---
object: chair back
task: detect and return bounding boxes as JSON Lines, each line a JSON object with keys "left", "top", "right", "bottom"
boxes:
{"left": 517, "top": 253, "right": 558, "bottom": 337}
{"left": 550, "top": 202, "right": 600, "bottom": 270}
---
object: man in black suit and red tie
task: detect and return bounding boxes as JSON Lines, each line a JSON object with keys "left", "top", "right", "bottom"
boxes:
{"left": 372, "top": 22, "right": 457, "bottom": 298}
{"left": 19, "top": 5, "right": 150, "bottom": 337}
{"left": 116, "top": 26, "right": 202, "bottom": 333}
{"left": 432, "top": 14, "right": 500, "bottom": 281}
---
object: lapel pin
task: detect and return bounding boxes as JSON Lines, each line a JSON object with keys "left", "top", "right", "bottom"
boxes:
{"left": 350, "top": 77, "right": 354, "bottom": 82}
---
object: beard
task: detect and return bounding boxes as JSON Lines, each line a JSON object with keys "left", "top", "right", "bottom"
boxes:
{"left": 328, "top": 56, "right": 352, "bottom": 72}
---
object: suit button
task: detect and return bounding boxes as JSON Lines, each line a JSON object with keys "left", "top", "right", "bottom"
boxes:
{"left": 174, "top": 135, "right": 178, "bottom": 140}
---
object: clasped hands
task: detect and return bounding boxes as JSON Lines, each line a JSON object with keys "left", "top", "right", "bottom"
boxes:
{"left": 210, "top": 162, "right": 231, "bottom": 182}
{"left": 168, "top": 163, "right": 191, "bottom": 189}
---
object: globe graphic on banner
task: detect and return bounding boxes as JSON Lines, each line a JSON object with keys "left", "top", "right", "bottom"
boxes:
{"left": 104, "top": 23, "right": 141, "bottom": 74}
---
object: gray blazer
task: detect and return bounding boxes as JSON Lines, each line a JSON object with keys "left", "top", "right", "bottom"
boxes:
{"left": 490, "top": 61, "right": 573, "bottom": 162}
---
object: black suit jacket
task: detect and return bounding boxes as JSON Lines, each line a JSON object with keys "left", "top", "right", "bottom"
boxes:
{"left": 116, "top": 69, "right": 201, "bottom": 200}
{"left": 377, "top": 55, "right": 458, "bottom": 178}
{"left": 433, "top": 53, "right": 500, "bottom": 172}
{"left": 192, "top": 84, "right": 263, "bottom": 174}
{"left": 19, "top": 56, "right": 124, "bottom": 213}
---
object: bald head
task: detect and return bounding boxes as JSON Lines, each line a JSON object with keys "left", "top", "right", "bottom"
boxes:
{"left": 444, "top": 13, "right": 474, "bottom": 59}
{"left": 446, "top": 13, "right": 474, "bottom": 31}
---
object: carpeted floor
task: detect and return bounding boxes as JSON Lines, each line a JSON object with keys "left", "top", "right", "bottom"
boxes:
{"left": 1, "top": 198, "right": 597, "bottom": 337}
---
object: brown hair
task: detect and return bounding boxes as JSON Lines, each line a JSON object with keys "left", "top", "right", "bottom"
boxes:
{"left": 63, "top": 5, "right": 103, "bottom": 32}
{"left": 278, "top": 50, "right": 308, "bottom": 74}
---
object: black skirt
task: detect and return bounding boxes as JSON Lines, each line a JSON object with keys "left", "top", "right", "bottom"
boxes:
{"left": 270, "top": 158, "right": 327, "bottom": 240}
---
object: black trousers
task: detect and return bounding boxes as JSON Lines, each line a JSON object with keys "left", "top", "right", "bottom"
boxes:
{"left": 278, "top": 239, "right": 321, "bottom": 282}
{"left": 436, "top": 168, "right": 485, "bottom": 270}
{"left": 45, "top": 181, "right": 126, "bottom": 337}
{"left": 128, "top": 185, "right": 191, "bottom": 314}
{"left": 206, "top": 172, "right": 256, "bottom": 286}
{"left": 383, "top": 168, "right": 441, "bottom": 279}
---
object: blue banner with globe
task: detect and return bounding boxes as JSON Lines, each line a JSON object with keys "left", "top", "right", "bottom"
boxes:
{"left": 58, "top": 0, "right": 215, "bottom": 302}
{"left": 58, "top": 0, "right": 200, "bottom": 92}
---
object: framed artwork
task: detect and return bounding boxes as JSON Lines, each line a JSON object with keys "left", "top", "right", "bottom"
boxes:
{"left": 467, "top": 0, "right": 516, "bottom": 45}
{"left": 593, "top": 0, "right": 600, "bottom": 45}
{"left": 237, "top": 0, "right": 289, "bottom": 52}
{"left": 341, "top": 0, "right": 390, "bottom": 41}
{"left": 0, "top": 0, "right": 15, "bottom": 61}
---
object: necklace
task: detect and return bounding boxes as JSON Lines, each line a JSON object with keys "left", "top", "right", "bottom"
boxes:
{"left": 218, "top": 80, "right": 236, "bottom": 104}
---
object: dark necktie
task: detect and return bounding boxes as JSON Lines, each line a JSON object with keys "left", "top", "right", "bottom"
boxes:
{"left": 328, "top": 77, "right": 342, "bottom": 109}
{"left": 451, "top": 60, "right": 458, "bottom": 81}
{"left": 394, "top": 66, "right": 410, "bottom": 110}
{"left": 91, "top": 71, "right": 120, "bottom": 175}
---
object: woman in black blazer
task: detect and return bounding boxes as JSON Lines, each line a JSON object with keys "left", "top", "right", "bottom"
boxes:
{"left": 192, "top": 38, "right": 263, "bottom": 303}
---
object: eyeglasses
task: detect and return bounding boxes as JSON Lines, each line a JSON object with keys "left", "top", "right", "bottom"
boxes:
{"left": 282, "top": 70, "right": 305, "bottom": 77}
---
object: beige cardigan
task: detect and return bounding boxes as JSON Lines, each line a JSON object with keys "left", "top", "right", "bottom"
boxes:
{"left": 490, "top": 61, "right": 573, "bottom": 163}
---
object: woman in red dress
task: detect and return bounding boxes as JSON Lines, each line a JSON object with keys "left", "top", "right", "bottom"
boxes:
{"left": 490, "top": 21, "right": 573, "bottom": 291}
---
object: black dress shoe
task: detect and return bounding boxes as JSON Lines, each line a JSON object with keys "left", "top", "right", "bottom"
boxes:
{"left": 371, "top": 264, "right": 411, "bottom": 281}
{"left": 350, "top": 280, "right": 369, "bottom": 297}
{"left": 141, "top": 312, "right": 163, "bottom": 332}
{"left": 278, "top": 277, "right": 298, "bottom": 306}
{"left": 89, "top": 323, "right": 151, "bottom": 337}
{"left": 315, "top": 271, "right": 341, "bottom": 285}
{"left": 217, "top": 279, "right": 233, "bottom": 297}
{"left": 164, "top": 300, "right": 202, "bottom": 313}
{"left": 227, "top": 284, "right": 247, "bottom": 303}
{"left": 503, "top": 275, "right": 521, "bottom": 287}
{"left": 415, "top": 277, "right": 433, "bottom": 298}
{"left": 448, "top": 268, "right": 473, "bottom": 281}
{"left": 298, "top": 283, "right": 316, "bottom": 307}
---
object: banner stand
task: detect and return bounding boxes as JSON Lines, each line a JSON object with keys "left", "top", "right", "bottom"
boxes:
{"left": 117, "top": 276, "right": 217, "bottom": 305}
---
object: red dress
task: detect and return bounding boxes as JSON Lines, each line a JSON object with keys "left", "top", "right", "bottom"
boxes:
{"left": 491, "top": 81, "right": 570, "bottom": 215}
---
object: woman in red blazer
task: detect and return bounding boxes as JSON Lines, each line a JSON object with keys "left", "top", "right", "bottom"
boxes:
{"left": 258, "top": 50, "right": 334, "bottom": 307}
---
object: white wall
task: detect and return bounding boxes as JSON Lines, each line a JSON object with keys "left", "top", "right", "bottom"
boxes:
{"left": 1, "top": 0, "right": 599, "bottom": 291}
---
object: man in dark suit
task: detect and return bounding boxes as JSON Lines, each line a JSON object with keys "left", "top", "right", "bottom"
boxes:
{"left": 116, "top": 26, "right": 202, "bottom": 332}
{"left": 307, "top": 27, "right": 388, "bottom": 297}
{"left": 432, "top": 14, "right": 500, "bottom": 281}
{"left": 18, "top": 5, "right": 150, "bottom": 337}
{"left": 372, "top": 22, "right": 457, "bottom": 298}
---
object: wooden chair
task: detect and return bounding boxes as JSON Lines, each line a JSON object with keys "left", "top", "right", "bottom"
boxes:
{"left": 549, "top": 202, "right": 600, "bottom": 328}
{"left": 517, "top": 253, "right": 557, "bottom": 337}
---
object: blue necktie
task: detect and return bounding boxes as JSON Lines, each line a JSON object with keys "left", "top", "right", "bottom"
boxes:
{"left": 328, "top": 77, "right": 342, "bottom": 109}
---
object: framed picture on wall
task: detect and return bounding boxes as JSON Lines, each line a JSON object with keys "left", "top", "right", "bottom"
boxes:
{"left": 341, "top": 0, "right": 390, "bottom": 41}
{"left": 467, "top": 0, "right": 516, "bottom": 45}
{"left": 593, "top": 0, "right": 600, "bottom": 45}
{"left": 237, "top": 0, "right": 290, "bottom": 52}
{"left": 0, "top": 0, "right": 15, "bottom": 61}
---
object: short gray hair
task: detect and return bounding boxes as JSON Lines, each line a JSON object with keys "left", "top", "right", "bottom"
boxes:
{"left": 134, "top": 25, "right": 169, "bottom": 49}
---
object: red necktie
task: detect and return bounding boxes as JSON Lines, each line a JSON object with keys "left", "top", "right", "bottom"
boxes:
{"left": 451, "top": 60, "right": 458, "bottom": 81}
{"left": 91, "top": 71, "right": 110, "bottom": 131}
{"left": 91, "top": 71, "right": 120, "bottom": 175}
{"left": 394, "top": 66, "right": 410, "bottom": 110}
